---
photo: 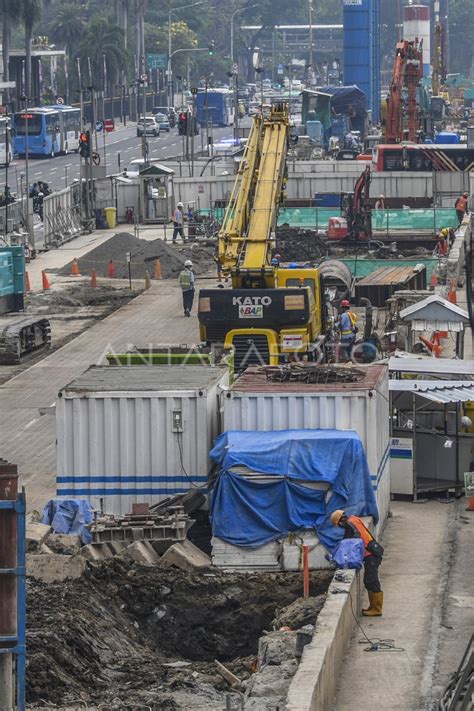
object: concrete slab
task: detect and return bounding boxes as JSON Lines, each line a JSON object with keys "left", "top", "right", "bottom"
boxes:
{"left": 26, "top": 522, "right": 51, "bottom": 550}
{"left": 159, "top": 539, "right": 211, "bottom": 571}
{"left": 123, "top": 540, "right": 161, "bottom": 566}
{"left": 27, "top": 553, "right": 87, "bottom": 582}
{"left": 333, "top": 501, "right": 451, "bottom": 711}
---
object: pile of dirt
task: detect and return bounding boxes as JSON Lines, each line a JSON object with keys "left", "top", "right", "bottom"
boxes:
{"left": 27, "top": 558, "right": 332, "bottom": 708}
{"left": 276, "top": 227, "right": 328, "bottom": 262}
{"left": 57, "top": 232, "right": 216, "bottom": 280}
{"left": 27, "top": 284, "right": 139, "bottom": 312}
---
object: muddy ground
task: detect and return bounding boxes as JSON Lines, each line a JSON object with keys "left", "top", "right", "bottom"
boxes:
{"left": 56, "top": 232, "right": 216, "bottom": 280}
{"left": 27, "top": 558, "right": 332, "bottom": 709}
{"left": 0, "top": 283, "right": 140, "bottom": 385}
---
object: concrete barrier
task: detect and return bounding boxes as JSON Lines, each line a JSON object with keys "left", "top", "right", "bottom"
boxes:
{"left": 286, "top": 570, "right": 362, "bottom": 711}
{"left": 447, "top": 218, "right": 470, "bottom": 285}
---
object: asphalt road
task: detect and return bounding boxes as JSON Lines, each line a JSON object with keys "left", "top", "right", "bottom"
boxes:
{"left": 1, "top": 121, "right": 242, "bottom": 194}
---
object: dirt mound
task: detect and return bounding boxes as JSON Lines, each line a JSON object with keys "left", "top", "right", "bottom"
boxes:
{"left": 28, "top": 284, "right": 138, "bottom": 312}
{"left": 58, "top": 232, "right": 216, "bottom": 280}
{"left": 27, "top": 557, "right": 331, "bottom": 708}
{"left": 276, "top": 227, "right": 328, "bottom": 262}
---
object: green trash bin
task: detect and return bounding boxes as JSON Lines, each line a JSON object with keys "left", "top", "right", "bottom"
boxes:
{"left": 104, "top": 207, "right": 117, "bottom": 229}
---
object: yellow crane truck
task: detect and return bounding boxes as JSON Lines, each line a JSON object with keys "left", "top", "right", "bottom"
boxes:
{"left": 198, "top": 104, "right": 327, "bottom": 372}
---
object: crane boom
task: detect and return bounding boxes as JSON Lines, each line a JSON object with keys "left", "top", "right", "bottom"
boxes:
{"left": 386, "top": 39, "right": 423, "bottom": 144}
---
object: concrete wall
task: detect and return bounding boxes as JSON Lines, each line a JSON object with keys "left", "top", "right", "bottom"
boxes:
{"left": 286, "top": 570, "right": 362, "bottom": 711}
{"left": 447, "top": 219, "right": 470, "bottom": 284}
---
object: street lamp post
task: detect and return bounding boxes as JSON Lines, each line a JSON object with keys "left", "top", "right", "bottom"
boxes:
{"left": 168, "top": 1, "right": 204, "bottom": 107}
{"left": 230, "top": 4, "right": 258, "bottom": 65}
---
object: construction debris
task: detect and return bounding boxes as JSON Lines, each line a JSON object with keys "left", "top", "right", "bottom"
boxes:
{"left": 159, "top": 539, "right": 212, "bottom": 571}
{"left": 26, "top": 522, "right": 51, "bottom": 551}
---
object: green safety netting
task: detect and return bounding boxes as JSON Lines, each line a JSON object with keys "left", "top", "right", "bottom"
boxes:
{"left": 199, "top": 208, "right": 459, "bottom": 232}
{"left": 338, "top": 258, "right": 437, "bottom": 281}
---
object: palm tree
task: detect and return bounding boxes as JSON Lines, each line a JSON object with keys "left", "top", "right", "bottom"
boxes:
{"left": 20, "top": 0, "right": 50, "bottom": 101}
{"left": 77, "top": 18, "right": 126, "bottom": 90}
{"left": 1, "top": 0, "right": 18, "bottom": 105}
{"left": 49, "top": 2, "right": 86, "bottom": 56}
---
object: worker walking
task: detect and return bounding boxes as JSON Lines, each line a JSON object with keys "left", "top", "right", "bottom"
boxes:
{"left": 337, "top": 299, "right": 357, "bottom": 361}
{"left": 454, "top": 192, "right": 469, "bottom": 225}
{"left": 172, "top": 202, "right": 185, "bottom": 243}
{"left": 179, "top": 260, "right": 195, "bottom": 317}
{"left": 330, "top": 510, "right": 384, "bottom": 616}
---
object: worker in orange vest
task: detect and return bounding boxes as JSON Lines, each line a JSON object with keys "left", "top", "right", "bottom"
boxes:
{"left": 454, "top": 192, "right": 469, "bottom": 225}
{"left": 433, "top": 228, "right": 449, "bottom": 257}
{"left": 330, "top": 509, "right": 384, "bottom": 616}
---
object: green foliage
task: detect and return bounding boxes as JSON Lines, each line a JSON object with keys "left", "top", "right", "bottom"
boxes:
{"left": 77, "top": 17, "right": 126, "bottom": 87}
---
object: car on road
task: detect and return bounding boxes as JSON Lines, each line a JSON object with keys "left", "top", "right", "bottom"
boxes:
{"left": 155, "top": 112, "right": 171, "bottom": 132}
{"left": 137, "top": 116, "right": 160, "bottom": 137}
{"left": 152, "top": 106, "right": 177, "bottom": 128}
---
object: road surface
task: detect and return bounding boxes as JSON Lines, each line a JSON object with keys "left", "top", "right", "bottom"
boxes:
{"left": 1, "top": 121, "right": 246, "bottom": 194}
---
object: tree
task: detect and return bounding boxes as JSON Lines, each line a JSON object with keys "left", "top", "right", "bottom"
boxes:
{"left": 49, "top": 2, "right": 86, "bottom": 55}
{"left": 20, "top": 0, "right": 50, "bottom": 100}
{"left": 153, "top": 20, "right": 198, "bottom": 77}
{"left": 77, "top": 17, "right": 126, "bottom": 89}
{"left": 0, "top": 0, "right": 18, "bottom": 105}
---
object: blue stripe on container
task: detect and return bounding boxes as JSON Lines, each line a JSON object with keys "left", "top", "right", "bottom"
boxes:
{"left": 56, "top": 475, "right": 208, "bottom": 484}
{"left": 390, "top": 449, "right": 413, "bottom": 459}
{"left": 57, "top": 487, "right": 208, "bottom": 496}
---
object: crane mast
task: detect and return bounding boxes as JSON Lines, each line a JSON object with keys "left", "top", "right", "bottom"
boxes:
{"left": 386, "top": 39, "right": 424, "bottom": 144}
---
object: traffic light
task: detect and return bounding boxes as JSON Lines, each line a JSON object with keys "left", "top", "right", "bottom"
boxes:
{"left": 208, "top": 40, "right": 215, "bottom": 56}
{"left": 79, "top": 130, "right": 90, "bottom": 158}
{"left": 178, "top": 112, "right": 188, "bottom": 135}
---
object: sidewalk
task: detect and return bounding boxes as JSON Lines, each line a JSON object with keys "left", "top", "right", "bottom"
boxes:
{"left": 333, "top": 500, "right": 466, "bottom": 710}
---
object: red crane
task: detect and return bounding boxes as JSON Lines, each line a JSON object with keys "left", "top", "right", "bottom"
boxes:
{"left": 385, "top": 39, "right": 424, "bottom": 144}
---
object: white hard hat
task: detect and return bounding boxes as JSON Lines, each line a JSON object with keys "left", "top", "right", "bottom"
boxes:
{"left": 184, "top": 260, "right": 193, "bottom": 267}
{"left": 379, "top": 194, "right": 384, "bottom": 199}
{"left": 177, "top": 202, "right": 184, "bottom": 207}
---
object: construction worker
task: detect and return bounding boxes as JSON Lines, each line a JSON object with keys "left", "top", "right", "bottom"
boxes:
{"left": 337, "top": 299, "right": 357, "bottom": 361}
{"left": 179, "top": 259, "right": 195, "bottom": 317}
{"left": 433, "top": 228, "right": 449, "bottom": 257}
{"left": 454, "top": 192, "right": 469, "bottom": 225}
{"left": 330, "top": 510, "right": 384, "bottom": 616}
{"left": 172, "top": 202, "right": 185, "bottom": 243}
{"left": 375, "top": 194, "right": 385, "bottom": 211}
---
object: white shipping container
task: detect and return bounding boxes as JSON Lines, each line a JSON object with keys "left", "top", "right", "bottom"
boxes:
{"left": 221, "top": 365, "right": 390, "bottom": 533}
{"left": 56, "top": 365, "right": 229, "bottom": 515}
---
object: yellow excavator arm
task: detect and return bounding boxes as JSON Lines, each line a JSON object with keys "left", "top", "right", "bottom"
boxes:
{"left": 217, "top": 104, "right": 289, "bottom": 281}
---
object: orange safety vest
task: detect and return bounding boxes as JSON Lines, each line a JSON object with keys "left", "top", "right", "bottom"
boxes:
{"left": 347, "top": 515, "right": 374, "bottom": 558}
{"left": 455, "top": 196, "right": 468, "bottom": 213}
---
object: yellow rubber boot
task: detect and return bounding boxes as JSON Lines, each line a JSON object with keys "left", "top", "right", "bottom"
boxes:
{"left": 362, "top": 591, "right": 383, "bottom": 617}
{"left": 362, "top": 592, "right": 375, "bottom": 614}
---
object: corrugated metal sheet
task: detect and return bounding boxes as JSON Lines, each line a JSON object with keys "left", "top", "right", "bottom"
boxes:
{"left": 222, "top": 365, "right": 390, "bottom": 532}
{"left": 56, "top": 367, "right": 229, "bottom": 515}
{"left": 399, "top": 294, "right": 469, "bottom": 322}
{"left": 390, "top": 380, "right": 474, "bottom": 404}
{"left": 411, "top": 320, "right": 464, "bottom": 332}
{"left": 355, "top": 266, "right": 426, "bottom": 307}
{"left": 389, "top": 356, "right": 474, "bottom": 377}
{"left": 62, "top": 365, "right": 227, "bottom": 393}
{"left": 356, "top": 266, "right": 425, "bottom": 287}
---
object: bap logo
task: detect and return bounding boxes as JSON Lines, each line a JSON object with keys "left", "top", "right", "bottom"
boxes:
{"left": 233, "top": 295, "right": 272, "bottom": 319}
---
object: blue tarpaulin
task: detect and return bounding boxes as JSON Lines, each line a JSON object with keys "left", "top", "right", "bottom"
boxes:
{"left": 209, "top": 430, "right": 378, "bottom": 551}
{"left": 42, "top": 498, "right": 94, "bottom": 544}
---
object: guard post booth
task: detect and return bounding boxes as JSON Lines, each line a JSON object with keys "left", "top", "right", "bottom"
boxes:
{"left": 140, "top": 163, "right": 174, "bottom": 224}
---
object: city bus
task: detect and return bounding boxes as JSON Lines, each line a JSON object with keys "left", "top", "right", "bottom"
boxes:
{"left": 0, "top": 117, "right": 12, "bottom": 166}
{"left": 373, "top": 143, "right": 474, "bottom": 172}
{"left": 52, "top": 105, "right": 81, "bottom": 153}
{"left": 195, "top": 89, "right": 234, "bottom": 127}
{"left": 12, "top": 108, "right": 60, "bottom": 157}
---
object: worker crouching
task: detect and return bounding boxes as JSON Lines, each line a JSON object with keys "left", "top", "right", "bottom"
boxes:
{"left": 330, "top": 509, "right": 384, "bottom": 616}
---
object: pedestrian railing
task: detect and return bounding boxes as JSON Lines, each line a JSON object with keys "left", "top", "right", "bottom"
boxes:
{"left": 0, "top": 198, "right": 26, "bottom": 237}
{"left": 43, "top": 184, "right": 82, "bottom": 248}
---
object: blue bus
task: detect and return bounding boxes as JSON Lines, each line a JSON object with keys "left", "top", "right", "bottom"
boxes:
{"left": 52, "top": 105, "right": 81, "bottom": 153}
{"left": 195, "top": 89, "right": 234, "bottom": 127}
{"left": 13, "top": 108, "right": 60, "bottom": 157}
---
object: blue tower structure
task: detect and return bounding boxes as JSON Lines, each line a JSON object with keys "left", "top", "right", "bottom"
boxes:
{"left": 343, "top": 0, "right": 381, "bottom": 123}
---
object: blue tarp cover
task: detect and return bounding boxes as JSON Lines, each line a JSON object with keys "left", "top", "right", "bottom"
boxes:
{"left": 209, "top": 430, "right": 378, "bottom": 551}
{"left": 42, "top": 498, "right": 94, "bottom": 544}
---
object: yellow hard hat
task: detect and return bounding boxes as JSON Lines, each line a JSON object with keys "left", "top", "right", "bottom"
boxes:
{"left": 330, "top": 509, "right": 345, "bottom": 526}
{"left": 441, "top": 228, "right": 449, "bottom": 237}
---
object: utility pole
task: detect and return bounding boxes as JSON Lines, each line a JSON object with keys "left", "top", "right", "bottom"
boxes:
{"left": 21, "top": 96, "right": 33, "bottom": 252}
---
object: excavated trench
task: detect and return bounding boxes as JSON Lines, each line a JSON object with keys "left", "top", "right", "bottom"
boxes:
{"left": 27, "top": 558, "right": 332, "bottom": 709}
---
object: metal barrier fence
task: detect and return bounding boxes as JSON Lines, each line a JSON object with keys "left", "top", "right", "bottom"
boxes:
{"left": 0, "top": 198, "right": 26, "bottom": 237}
{"left": 43, "top": 184, "right": 82, "bottom": 248}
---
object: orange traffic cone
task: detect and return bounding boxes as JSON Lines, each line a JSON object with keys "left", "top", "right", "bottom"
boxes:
{"left": 25, "top": 271, "right": 32, "bottom": 293}
{"left": 71, "top": 257, "right": 81, "bottom": 277}
{"left": 91, "top": 269, "right": 97, "bottom": 289}
{"left": 144, "top": 270, "right": 151, "bottom": 289}
{"left": 448, "top": 280, "right": 457, "bottom": 305}
{"left": 155, "top": 258, "right": 162, "bottom": 280}
{"left": 42, "top": 270, "right": 50, "bottom": 291}
{"left": 108, "top": 259, "right": 116, "bottom": 278}
{"left": 466, "top": 497, "right": 474, "bottom": 511}
{"left": 430, "top": 271, "right": 438, "bottom": 290}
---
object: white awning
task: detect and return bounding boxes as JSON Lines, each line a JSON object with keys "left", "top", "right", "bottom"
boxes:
{"left": 389, "top": 356, "right": 474, "bottom": 378}
{"left": 390, "top": 380, "right": 474, "bottom": 404}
